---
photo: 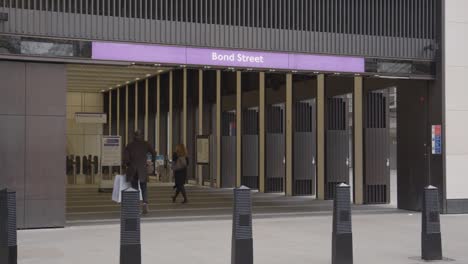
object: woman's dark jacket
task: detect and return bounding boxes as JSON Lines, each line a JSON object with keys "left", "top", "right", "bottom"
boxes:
{"left": 171, "top": 153, "right": 188, "bottom": 186}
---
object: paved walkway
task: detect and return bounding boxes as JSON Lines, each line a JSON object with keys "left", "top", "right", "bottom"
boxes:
{"left": 67, "top": 185, "right": 396, "bottom": 224}
{"left": 19, "top": 213, "right": 468, "bottom": 264}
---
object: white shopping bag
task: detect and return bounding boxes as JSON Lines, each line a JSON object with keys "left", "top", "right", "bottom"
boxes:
{"left": 111, "top": 175, "right": 143, "bottom": 203}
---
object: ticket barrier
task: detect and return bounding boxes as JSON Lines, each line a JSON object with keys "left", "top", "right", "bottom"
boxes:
{"left": 155, "top": 155, "right": 172, "bottom": 183}
{"left": 66, "top": 155, "right": 77, "bottom": 184}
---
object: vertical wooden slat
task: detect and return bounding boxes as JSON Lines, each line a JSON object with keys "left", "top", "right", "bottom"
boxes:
{"left": 216, "top": 70, "right": 222, "bottom": 188}
{"left": 168, "top": 71, "right": 173, "bottom": 158}
{"left": 259, "top": 72, "right": 266, "bottom": 192}
{"left": 125, "top": 85, "right": 129, "bottom": 145}
{"left": 317, "top": 74, "right": 325, "bottom": 199}
{"left": 156, "top": 75, "right": 161, "bottom": 153}
{"left": 182, "top": 68, "right": 187, "bottom": 146}
{"left": 236, "top": 71, "right": 242, "bottom": 187}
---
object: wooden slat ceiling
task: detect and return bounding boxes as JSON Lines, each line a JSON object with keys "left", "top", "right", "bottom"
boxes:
{"left": 67, "top": 64, "right": 170, "bottom": 92}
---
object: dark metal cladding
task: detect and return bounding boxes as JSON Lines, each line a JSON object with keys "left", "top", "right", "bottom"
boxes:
{"left": 2, "top": 0, "right": 439, "bottom": 59}
{"left": 421, "top": 186, "right": 442, "bottom": 261}
{"left": 0, "top": 12, "right": 8, "bottom": 21}
{"left": 332, "top": 184, "right": 353, "bottom": 264}
{"left": 120, "top": 188, "right": 141, "bottom": 264}
{"left": 364, "top": 90, "right": 391, "bottom": 204}
{"left": 231, "top": 186, "right": 253, "bottom": 264}
{"left": 326, "top": 97, "right": 350, "bottom": 200}
{"left": 0, "top": 189, "right": 17, "bottom": 264}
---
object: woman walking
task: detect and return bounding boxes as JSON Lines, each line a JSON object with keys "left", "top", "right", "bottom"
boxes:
{"left": 171, "top": 144, "right": 189, "bottom": 204}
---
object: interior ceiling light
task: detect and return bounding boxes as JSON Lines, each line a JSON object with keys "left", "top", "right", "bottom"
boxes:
{"left": 135, "top": 78, "right": 140, "bottom": 81}
{"left": 146, "top": 74, "right": 151, "bottom": 77}
{"left": 126, "top": 81, "right": 130, "bottom": 84}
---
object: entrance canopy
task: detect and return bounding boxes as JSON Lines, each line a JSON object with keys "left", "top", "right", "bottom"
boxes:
{"left": 92, "top": 42, "right": 365, "bottom": 73}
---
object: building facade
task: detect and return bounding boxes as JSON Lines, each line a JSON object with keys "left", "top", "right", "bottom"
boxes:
{"left": 0, "top": 0, "right": 465, "bottom": 229}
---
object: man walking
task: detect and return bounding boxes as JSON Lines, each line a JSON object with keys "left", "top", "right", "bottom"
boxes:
{"left": 123, "top": 130, "right": 156, "bottom": 214}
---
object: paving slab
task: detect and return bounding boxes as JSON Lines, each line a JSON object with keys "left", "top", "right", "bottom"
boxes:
{"left": 18, "top": 213, "right": 468, "bottom": 264}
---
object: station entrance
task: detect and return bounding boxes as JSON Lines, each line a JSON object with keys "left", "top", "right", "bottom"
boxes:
{"left": 63, "top": 62, "right": 435, "bottom": 222}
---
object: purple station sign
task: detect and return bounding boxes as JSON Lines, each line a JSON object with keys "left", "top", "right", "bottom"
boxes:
{"left": 92, "top": 41, "right": 365, "bottom": 73}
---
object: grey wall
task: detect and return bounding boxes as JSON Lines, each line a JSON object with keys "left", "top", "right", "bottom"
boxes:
{"left": 0, "top": 61, "right": 66, "bottom": 229}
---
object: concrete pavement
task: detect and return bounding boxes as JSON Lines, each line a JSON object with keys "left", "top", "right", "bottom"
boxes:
{"left": 18, "top": 213, "right": 467, "bottom": 264}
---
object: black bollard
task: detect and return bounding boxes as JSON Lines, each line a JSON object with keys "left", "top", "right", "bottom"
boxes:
{"left": 332, "top": 183, "right": 353, "bottom": 264}
{"left": 0, "top": 189, "right": 17, "bottom": 264}
{"left": 231, "top": 186, "right": 253, "bottom": 264}
{"left": 421, "top": 185, "right": 442, "bottom": 261}
{"left": 120, "top": 188, "right": 141, "bottom": 264}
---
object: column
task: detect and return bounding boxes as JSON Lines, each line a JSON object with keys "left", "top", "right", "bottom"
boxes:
{"left": 317, "top": 74, "right": 326, "bottom": 200}
{"left": 216, "top": 70, "right": 222, "bottom": 187}
{"left": 285, "top": 73, "right": 293, "bottom": 196}
{"left": 198, "top": 69, "right": 204, "bottom": 185}
{"left": 125, "top": 85, "right": 129, "bottom": 145}
{"left": 156, "top": 76, "right": 161, "bottom": 153}
{"left": 236, "top": 71, "right": 242, "bottom": 187}
{"left": 183, "top": 68, "right": 188, "bottom": 146}
{"left": 108, "top": 91, "right": 112, "bottom": 135}
{"left": 354, "top": 76, "right": 364, "bottom": 204}
{"left": 258, "top": 72, "right": 266, "bottom": 193}
{"left": 168, "top": 71, "right": 173, "bottom": 157}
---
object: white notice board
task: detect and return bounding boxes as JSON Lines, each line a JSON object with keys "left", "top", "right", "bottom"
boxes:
{"left": 196, "top": 135, "right": 210, "bottom": 164}
{"left": 101, "top": 136, "right": 122, "bottom": 166}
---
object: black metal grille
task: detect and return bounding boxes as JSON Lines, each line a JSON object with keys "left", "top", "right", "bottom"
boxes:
{"left": 265, "top": 178, "right": 283, "bottom": 193}
{"left": 267, "top": 106, "right": 283, "bottom": 133}
{"left": 0, "top": 0, "right": 438, "bottom": 59}
{"left": 295, "top": 102, "right": 314, "bottom": 132}
{"left": 364, "top": 90, "right": 390, "bottom": 204}
{"left": 327, "top": 98, "right": 346, "bottom": 131}
{"left": 242, "top": 109, "right": 258, "bottom": 135}
{"left": 241, "top": 176, "right": 258, "bottom": 190}
{"left": 365, "top": 185, "right": 387, "bottom": 204}
{"left": 366, "top": 92, "right": 387, "bottom": 129}
{"left": 326, "top": 182, "right": 342, "bottom": 200}
{"left": 222, "top": 112, "right": 236, "bottom": 136}
{"left": 293, "top": 180, "right": 313, "bottom": 196}
{"left": 1, "top": 0, "right": 437, "bottom": 39}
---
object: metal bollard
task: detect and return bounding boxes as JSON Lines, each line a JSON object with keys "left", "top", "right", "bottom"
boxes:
{"left": 332, "top": 183, "right": 353, "bottom": 264}
{"left": 231, "top": 186, "right": 253, "bottom": 264}
{"left": 120, "top": 188, "right": 141, "bottom": 264}
{"left": 0, "top": 189, "right": 17, "bottom": 264}
{"left": 421, "top": 185, "right": 442, "bottom": 261}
